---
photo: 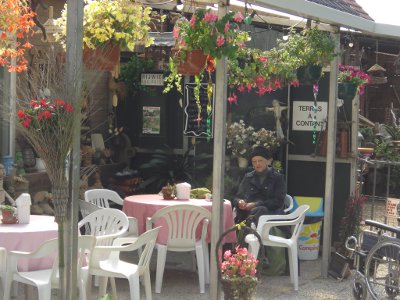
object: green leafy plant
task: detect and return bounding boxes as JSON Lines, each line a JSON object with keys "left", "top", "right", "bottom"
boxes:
{"left": 55, "top": 0, "right": 158, "bottom": 50}
{"left": 384, "top": 125, "right": 400, "bottom": 140}
{"left": 119, "top": 54, "right": 154, "bottom": 95}
{"left": 138, "top": 145, "right": 211, "bottom": 193}
{"left": 374, "top": 138, "right": 398, "bottom": 161}
{"left": 0, "top": 205, "right": 16, "bottom": 212}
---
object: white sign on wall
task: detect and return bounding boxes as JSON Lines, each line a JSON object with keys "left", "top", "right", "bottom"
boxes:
{"left": 141, "top": 73, "right": 164, "bottom": 86}
{"left": 292, "top": 101, "right": 328, "bottom": 131}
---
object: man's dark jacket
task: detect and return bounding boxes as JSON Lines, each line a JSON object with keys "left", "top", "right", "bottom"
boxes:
{"left": 233, "top": 167, "right": 286, "bottom": 211}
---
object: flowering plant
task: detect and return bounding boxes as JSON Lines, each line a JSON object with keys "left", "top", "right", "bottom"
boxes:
{"left": 173, "top": 9, "right": 249, "bottom": 61}
{"left": 16, "top": 98, "right": 75, "bottom": 187}
{"left": 54, "top": 0, "right": 157, "bottom": 51}
{"left": 226, "top": 120, "right": 255, "bottom": 159}
{"left": 252, "top": 128, "right": 280, "bottom": 153}
{"left": 338, "top": 64, "right": 370, "bottom": 95}
{"left": 0, "top": 0, "right": 35, "bottom": 72}
{"left": 164, "top": 8, "right": 249, "bottom": 94}
{"left": 221, "top": 245, "right": 258, "bottom": 279}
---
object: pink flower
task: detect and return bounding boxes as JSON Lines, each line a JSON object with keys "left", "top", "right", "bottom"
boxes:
{"left": 172, "top": 26, "right": 180, "bottom": 39}
{"left": 274, "top": 80, "right": 282, "bottom": 89}
{"left": 259, "top": 56, "right": 268, "bottom": 63}
{"left": 204, "top": 12, "right": 218, "bottom": 23}
{"left": 190, "top": 16, "right": 196, "bottom": 28}
{"left": 237, "top": 85, "right": 245, "bottom": 93}
{"left": 233, "top": 12, "right": 244, "bottom": 23}
{"left": 255, "top": 76, "right": 264, "bottom": 86}
{"left": 228, "top": 94, "right": 237, "bottom": 104}
{"left": 257, "top": 87, "right": 267, "bottom": 95}
{"left": 216, "top": 36, "right": 225, "bottom": 46}
{"left": 246, "top": 83, "right": 252, "bottom": 92}
{"left": 291, "top": 80, "right": 300, "bottom": 87}
{"left": 224, "top": 22, "right": 230, "bottom": 33}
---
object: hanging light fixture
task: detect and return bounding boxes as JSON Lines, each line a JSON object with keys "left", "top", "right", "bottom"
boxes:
{"left": 176, "top": 0, "right": 184, "bottom": 11}
{"left": 367, "top": 40, "right": 387, "bottom": 85}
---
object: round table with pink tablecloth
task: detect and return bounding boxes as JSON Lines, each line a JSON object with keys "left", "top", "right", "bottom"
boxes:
{"left": 0, "top": 214, "right": 58, "bottom": 271}
{"left": 123, "top": 194, "right": 237, "bottom": 244}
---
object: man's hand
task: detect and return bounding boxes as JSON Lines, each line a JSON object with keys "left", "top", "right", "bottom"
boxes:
{"left": 238, "top": 200, "right": 256, "bottom": 211}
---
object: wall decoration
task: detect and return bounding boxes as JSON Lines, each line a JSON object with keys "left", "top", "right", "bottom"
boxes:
{"left": 142, "top": 106, "right": 161, "bottom": 134}
{"left": 184, "top": 83, "right": 215, "bottom": 138}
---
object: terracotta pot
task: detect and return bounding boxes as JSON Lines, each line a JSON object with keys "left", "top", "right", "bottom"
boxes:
{"left": 338, "top": 82, "right": 357, "bottom": 101}
{"left": 83, "top": 42, "right": 120, "bottom": 71}
{"left": 172, "top": 49, "right": 207, "bottom": 76}
{"left": 1, "top": 210, "right": 18, "bottom": 224}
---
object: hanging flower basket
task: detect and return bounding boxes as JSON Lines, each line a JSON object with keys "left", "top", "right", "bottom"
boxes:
{"left": 83, "top": 42, "right": 121, "bottom": 71}
{"left": 216, "top": 225, "right": 265, "bottom": 300}
{"left": 338, "top": 82, "right": 357, "bottom": 101}
{"left": 172, "top": 49, "right": 207, "bottom": 76}
{"left": 296, "top": 64, "right": 323, "bottom": 85}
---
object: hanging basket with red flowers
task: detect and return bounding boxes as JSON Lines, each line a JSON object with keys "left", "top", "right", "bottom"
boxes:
{"left": 0, "top": 0, "right": 35, "bottom": 72}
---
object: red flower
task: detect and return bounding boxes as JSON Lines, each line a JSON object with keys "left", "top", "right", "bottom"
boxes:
{"left": 21, "top": 117, "right": 31, "bottom": 128}
{"left": 17, "top": 110, "right": 26, "bottom": 119}
{"left": 228, "top": 94, "right": 237, "bottom": 104}
{"left": 64, "top": 103, "right": 73, "bottom": 112}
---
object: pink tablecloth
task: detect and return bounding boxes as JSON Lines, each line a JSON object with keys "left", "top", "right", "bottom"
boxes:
{"left": 0, "top": 214, "right": 58, "bottom": 271}
{"left": 123, "top": 194, "right": 236, "bottom": 244}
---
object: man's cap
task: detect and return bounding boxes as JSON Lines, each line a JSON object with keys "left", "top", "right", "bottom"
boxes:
{"left": 250, "top": 146, "right": 272, "bottom": 160}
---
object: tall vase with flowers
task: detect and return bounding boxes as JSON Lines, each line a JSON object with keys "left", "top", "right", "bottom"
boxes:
{"left": 338, "top": 64, "right": 370, "bottom": 100}
{"left": 0, "top": 0, "right": 35, "bottom": 72}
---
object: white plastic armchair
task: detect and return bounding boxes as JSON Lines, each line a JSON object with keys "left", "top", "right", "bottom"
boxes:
{"left": 78, "top": 208, "right": 129, "bottom": 247}
{"left": 284, "top": 194, "right": 294, "bottom": 213}
{"left": 145, "top": 204, "right": 211, "bottom": 294}
{"left": 245, "top": 205, "right": 309, "bottom": 291}
{"left": 84, "top": 189, "right": 124, "bottom": 208}
{"left": 3, "top": 236, "right": 96, "bottom": 300}
{"left": 86, "top": 227, "right": 161, "bottom": 300}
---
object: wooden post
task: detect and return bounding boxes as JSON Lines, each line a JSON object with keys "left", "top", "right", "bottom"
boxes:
{"left": 209, "top": 2, "right": 229, "bottom": 299}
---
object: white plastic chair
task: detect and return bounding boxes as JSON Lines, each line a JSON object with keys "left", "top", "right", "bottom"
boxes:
{"left": 85, "top": 189, "right": 124, "bottom": 208}
{"left": 79, "top": 200, "right": 103, "bottom": 235}
{"left": 146, "top": 204, "right": 211, "bottom": 294}
{"left": 85, "top": 227, "right": 160, "bottom": 300}
{"left": 3, "top": 235, "right": 96, "bottom": 300}
{"left": 78, "top": 208, "right": 129, "bottom": 292}
{"left": 245, "top": 205, "right": 310, "bottom": 291}
{"left": 284, "top": 194, "right": 294, "bottom": 213}
{"left": 78, "top": 208, "right": 129, "bottom": 247}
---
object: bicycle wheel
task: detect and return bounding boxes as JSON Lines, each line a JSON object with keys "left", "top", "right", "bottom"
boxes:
{"left": 365, "top": 239, "right": 400, "bottom": 300}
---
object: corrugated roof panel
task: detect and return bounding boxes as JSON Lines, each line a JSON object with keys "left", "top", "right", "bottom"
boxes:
{"left": 307, "top": 0, "right": 374, "bottom": 21}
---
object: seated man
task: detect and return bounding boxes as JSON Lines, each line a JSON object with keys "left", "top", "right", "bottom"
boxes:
{"left": 233, "top": 146, "right": 286, "bottom": 226}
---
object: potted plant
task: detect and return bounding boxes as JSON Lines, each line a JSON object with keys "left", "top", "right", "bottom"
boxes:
{"left": 277, "top": 26, "right": 336, "bottom": 84}
{"left": 226, "top": 120, "right": 255, "bottom": 167}
{"left": 54, "top": 0, "right": 159, "bottom": 70}
{"left": 0, "top": 204, "right": 17, "bottom": 224}
{"left": 227, "top": 47, "right": 298, "bottom": 102}
{"left": 164, "top": 8, "right": 249, "bottom": 121}
{"left": 0, "top": 0, "right": 35, "bottom": 72}
{"left": 338, "top": 64, "right": 370, "bottom": 100}
{"left": 251, "top": 128, "right": 280, "bottom": 154}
